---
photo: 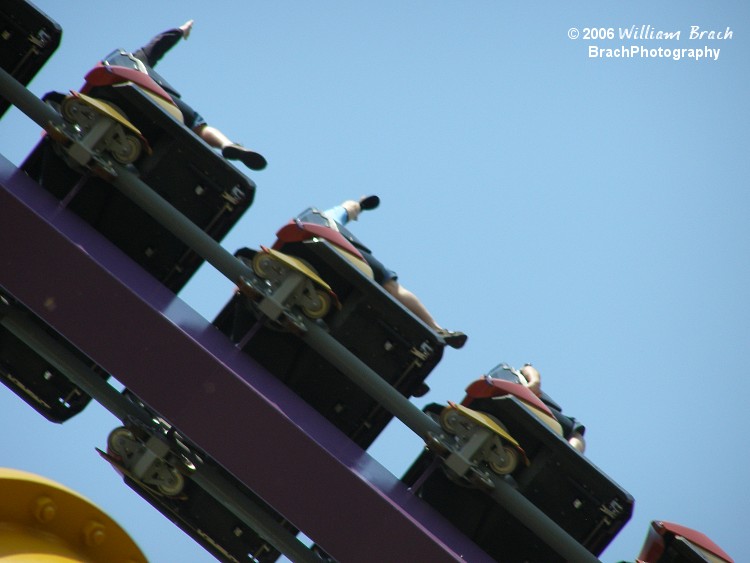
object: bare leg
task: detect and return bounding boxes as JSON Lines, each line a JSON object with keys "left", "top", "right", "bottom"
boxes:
{"left": 193, "top": 124, "right": 267, "bottom": 170}
{"left": 382, "top": 279, "right": 440, "bottom": 329}
{"left": 382, "top": 280, "right": 467, "bottom": 348}
{"left": 193, "top": 124, "right": 232, "bottom": 149}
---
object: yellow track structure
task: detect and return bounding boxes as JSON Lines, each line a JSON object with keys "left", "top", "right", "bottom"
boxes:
{"left": 0, "top": 468, "right": 146, "bottom": 562}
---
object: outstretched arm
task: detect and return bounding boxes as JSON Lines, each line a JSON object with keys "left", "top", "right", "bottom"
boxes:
{"left": 133, "top": 20, "right": 194, "bottom": 68}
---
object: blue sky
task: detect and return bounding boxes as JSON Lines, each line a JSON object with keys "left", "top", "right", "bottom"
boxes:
{"left": 1, "top": 2, "right": 747, "bottom": 562}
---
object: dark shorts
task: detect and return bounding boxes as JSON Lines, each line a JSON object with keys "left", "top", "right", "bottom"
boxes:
{"left": 551, "top": 407, "right": 585, "bottom": 439}
{"left": 173, "top": 96, "right": 206, "bottom": 130}
{"left": 359, "top": 248, "right": 397, "bottom": 286}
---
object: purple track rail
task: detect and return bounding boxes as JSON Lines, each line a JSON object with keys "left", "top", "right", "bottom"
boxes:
{"left": 0, "top": 153, "right": 493, "bottom": 562}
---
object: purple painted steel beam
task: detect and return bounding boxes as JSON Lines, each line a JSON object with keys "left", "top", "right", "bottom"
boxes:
{"left": 0, "top": 154, "right": 494, "bottom": 563}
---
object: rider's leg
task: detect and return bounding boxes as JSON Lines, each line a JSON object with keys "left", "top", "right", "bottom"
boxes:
{"left": 382, "top": 279, "right": 439, "bottom": 329}
{"left": 193, "top": 124, "right": 232, "bottom": 149}
{"left": 382, "top": 280, "right": 467, "bottom": 348}
{"left": 193, "top": 124, "right": 267, "bottom": 170}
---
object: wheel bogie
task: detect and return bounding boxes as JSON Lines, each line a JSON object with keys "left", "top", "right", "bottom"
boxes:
{"left": 301, "top": 288, "right": 331, "bottom": 319}
{"left": 111, "top": 133, "right": 142, "bottom": 164}
{"left": 61, "top": 96, "right": 97, "bottom": 130}
{"left": 105, "top": 423, "right": 191, "bottom": 498}
{"left": 107, "top": 426, "right": 137, "bottom": 460}
{"left": 489, "top": 444, "right": 519, "bottom": 475}
{"left": 156, "top": 466, "right": 186, "bottom": 496}
{"left": 439, "top": 407, "right": 465, "bottom": 434}
{"left": 252, "top": 252, "right": 275, "bottom": 278}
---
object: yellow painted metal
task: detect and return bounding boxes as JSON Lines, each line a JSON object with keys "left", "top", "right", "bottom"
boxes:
{"left": 449, "top": 403, "right": 523, "bottom": 451}
{"left": 0, "top": 468, "right": 146, "bottom": 562}
{"left": 72, "top": 91, "right": 143, "bottom": 137}
{"left": 331, "top": 245, "right": 374, "bottom": 279}
{"left": 527, "top": 404, "right": 564, "bottom": 437}
{"left": 141, "top": 89, "right": 184, "bottom": 123}
{"left": 261, "top": 246, "right": 334, "bottom": 294}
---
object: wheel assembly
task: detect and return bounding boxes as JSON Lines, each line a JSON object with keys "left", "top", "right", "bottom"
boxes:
{"left": 110, "top": 133, "right": 142, "bottom": 164}
{"left": 156, "top": 466, "right": 185, "bottom": 496}
{"left": 107, "top": 426, "right": 137, "bottom": 460}
{"left": 489, "top": 444, "right": 519, "bottom": 475}
{"left": 301, "top": 288, "right": 331, "bottom": 319}
{"left": 252, "top": 252, "right": 276, "bottom": 278}
{"left": 105, "top": 425, "right": 187, "bottom": 497}
{"left": 439, "top": 407, "right": 468, "bottom": 434}
{"left": 468, "top": 469, "right": 495, "bottom": 492}
{"left": 60, "top": 96, "right": 98, "bottom": 131}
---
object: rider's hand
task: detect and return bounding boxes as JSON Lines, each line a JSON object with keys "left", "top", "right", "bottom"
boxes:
{"left": 180, "top": 20, "right": 194, "bottom": 39}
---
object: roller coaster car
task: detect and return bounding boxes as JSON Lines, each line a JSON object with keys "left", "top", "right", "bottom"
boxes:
{"left": 634, "top": 521, "right": 734, "bottom": 563}
{"left": 212, "top": 207, "right": 444, "bottom": 449}
{"left": 101, "top": 392, "right": 288, "bottom": 563}
{"left": 0, "top": 0, "right": 61, "bottom": 118}
{"left": 0, "top": 292, "right": 104, "bottom": 422}
{"left": 2, "top": 48, "right": 255, "bottom": 423}
{"left": 21, "top": 48, "right": 255, "bottom": 293}
{"left": 401, "top": 364, "right": 633, "bottom": 562}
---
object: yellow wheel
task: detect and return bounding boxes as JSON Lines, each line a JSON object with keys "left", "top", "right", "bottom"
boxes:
{"left": 112, "top": 134, "right": 142, "bottom": 164}
{"left": 302, "top": 288, "right": 331, "bottom": 319}
{"left": 489, "top": 445, "right": 519, "bottom": 475}
{"left": 439, "top": 407, "right": 465, "bottom": 434}
{"left": 61, "top": 96, "right": 97, "bottom": 130}
{"left": 252, "top": 252, "right": 275, "bottom": 278}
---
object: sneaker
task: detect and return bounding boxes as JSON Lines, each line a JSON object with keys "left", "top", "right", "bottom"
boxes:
{"left": 359, "top": 194, "right": 380, "bottom": 211}
{"left": 222, "top": 144, "right": 267, "bottom": 170}
{"left": 437, "top": 329, "right": 467, "bottom": 349}
{"left": 412, "top": 382, "right": 430, "bottom": 398}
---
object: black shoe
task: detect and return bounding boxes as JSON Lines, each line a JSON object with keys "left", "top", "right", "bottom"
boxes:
{"left": 437, "top": 329, "right": 467, "bottom": 349}
{"left": 359, "top": 194, "right": 380, "bottom": 211}
{"left": 222, "top": 144, "right": 267, "bottom": 170}
{"left": 412, "top": 382, "right": 430, "bottom": 398}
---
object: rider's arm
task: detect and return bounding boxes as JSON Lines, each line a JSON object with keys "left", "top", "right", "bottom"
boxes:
{"left": 132, "top": 28, "right": 184, "bottom": 68}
